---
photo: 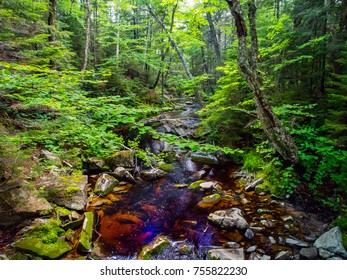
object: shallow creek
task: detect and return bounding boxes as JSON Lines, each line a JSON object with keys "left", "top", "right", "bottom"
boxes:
{"left": 86, "top": 100, "right": 326, "bottom": 260}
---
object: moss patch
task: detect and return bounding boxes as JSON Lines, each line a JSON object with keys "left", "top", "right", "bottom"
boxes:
{"left": 156, "top": 162, "right": 174, "bottom": 172}
{"left": 78, "top": 212, "right": 94, "bottom": 252}
{"left": 188, "top": 180, "right": 206, "bottom": 190}
{"left": 138, "top": 235, "right": 169, "bottom": 260}
{"left": 14, "top": 237, "right": 71, "bottom": 259}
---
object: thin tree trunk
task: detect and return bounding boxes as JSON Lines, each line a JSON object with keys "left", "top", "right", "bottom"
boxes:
{"left": 225, "top": 0, "right": 299, "bottom": 164}
{"left": 147, "top": 4, "right": 203, "bottom": 105}
{"left": 48, "top": 0, "right": 57, "bottom": 68}
{"left": 206, "top": 11, "right": 221, "bottom": 65}
{"left": 82, "top": 0, "right": 91, "bottom": 71}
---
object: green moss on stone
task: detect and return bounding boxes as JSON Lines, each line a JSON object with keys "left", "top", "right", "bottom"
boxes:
{"left": 14, "top": 237, "right": 71, "bottom": 259}
{"left": 78, "top": 212, "right": 94, "bottom": 252}
{"left": 202, "top": 194, "right": 221, "bottom": 203}
{"left": 188, "top": 180, "right": 206, "bottom": 190}
{"left": 156, "top": 162, "right": 174, "bottom": 171}
{"left": 138, "top": 236, "right": 169, "bottom": 260}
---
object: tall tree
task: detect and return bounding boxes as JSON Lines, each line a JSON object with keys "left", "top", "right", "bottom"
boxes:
{"left": 224, "top": 0, "right": 299, "bottom": 164}
{"left": 82, "top": 0, "right": 92, "bottom": 71}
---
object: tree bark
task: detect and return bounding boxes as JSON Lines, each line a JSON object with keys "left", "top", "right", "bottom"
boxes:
{"left": 147, "top": 4, "right": 203, "bottom": 105}
{"left": 82, "top": 0, "right": 91, "bottom": 71}
{"left": 206, "top": 11, "right": 221, "bottom": 65}
{"left": 225, "top": 0, "right": 299, "bottom": 164}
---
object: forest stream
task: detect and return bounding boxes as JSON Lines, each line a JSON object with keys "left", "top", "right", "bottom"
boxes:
{"left": 78, "top": 99, "right": 330, "bottom": 260}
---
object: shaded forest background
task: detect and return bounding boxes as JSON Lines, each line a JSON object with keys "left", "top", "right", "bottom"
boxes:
{"left": 0, "top": 0, "right": 346, "bottom": 221}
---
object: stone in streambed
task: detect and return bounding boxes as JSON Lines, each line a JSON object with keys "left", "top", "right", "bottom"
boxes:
{"left": 274, "top": 250, "right": 292, "bottom": 260}
{"left": 190, "top": 152, "right": 219, "bottom": 165}
{"left": 138, "top": 235, "right": 170, "bottom": 260}
{"left": 140, "top": 168, "right": 167, "bottom": 180}
{"left": 208, "top": 248, "right": 245, "bottom": 260}
{"left": 299, "top": 247, "right": 318, "bottom": 259}
{"left": 314, "top": 226, "right": 347, "bottom": 258}
{"left": 14, "top": 237, "right": 71, "bottom": 259}
{"left": 78, "top": 211, "right": 95, "bottom": 252}
{"left": 208, "top": 208, "right": 249, "bottom": 230}
{"left": 94, "top": 173, "right": 119, "bottom": 196}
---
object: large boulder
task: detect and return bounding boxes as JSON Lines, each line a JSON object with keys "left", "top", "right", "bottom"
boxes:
{"left": 12, "top": 221, "right": 71, "bottom": 259}
{"left": 94, "top": 173, "right": 119, "bottom": 196}
{"left": 314, "top": 226, "right": 347, "bottom": 258}
{"left": 208, "top": 208, "right": 249, "bottom": 230}
{"left": 0, "top": 186, "right": 53, "bottom": 226}
{"left": 108, "top": 150, "right": 135, "bottom": 169}
{"left": 190, "top": 152, "right": 219, "bottom": 165}
{"left": 40, "top": 174, "right": 88, "bottom": 211}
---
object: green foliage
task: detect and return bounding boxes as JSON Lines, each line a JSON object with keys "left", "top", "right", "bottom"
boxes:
{"left": 198, "top": 57, "right": 256, "bottom": 147}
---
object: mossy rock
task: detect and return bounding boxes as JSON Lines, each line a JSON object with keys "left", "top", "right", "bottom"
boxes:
{"left": 188, "top": 180, "right": 206, "bottom": 190}
{"left": 94, "top": 173, "right": 119, "bottom": 196}
{"left": 78, "top": 212, "right": 94, "bottom": 252}
{"left": 156, "top": 162, "right": 174, "bottom": 172}
{"left": 108, "top": 150, "right": 135, "bottom": 169}
{"left": 138, "top": 235, "right": 169, "bottom": 260}
{"left": 13, "top": 237, "right": 71, "bottom": 259}
{"left": 202, "top": 193, "right": 221, "bottom": 203}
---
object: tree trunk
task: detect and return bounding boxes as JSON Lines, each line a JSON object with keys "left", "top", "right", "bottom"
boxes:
{"left": 225, "top": 0, "right": 299, "bottom": 164}
{"left": 82, "top": 0, "right": 91, "bottom": 71}
{"left": 48, "top": 0, "right": 57, "bottom": 68}
{"left": 147, "top": 4, "right": 203, "bottom": 105}
{"left": 206, "top": 11, "right": 221, "bottom": 65}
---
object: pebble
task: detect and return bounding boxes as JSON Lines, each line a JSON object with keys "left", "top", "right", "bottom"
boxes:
{"left": 285, "top": 237, "right": 308, "bottom": 248}
{"left": 280, "top": 215, "right": 294, "bottom": 223}
{"left": 275, "top": 250, "right": 292, "bottom": 260}
{"left": 319, "top": 249, "right": 332, "bottom": 259}
{"left": 245, "top": 228, "right": 254, "bottom": 240}
{"left": 299, "top": 247, "right": 318, "bottom": 259}
{"left": 269, "top": 236, "right": 276, "bottom": 245}
{"left": 246, "top": 245, "right": 257, "bottom": 253}
{"left": 224, "top": 242, "right": 241, "bottom": 249}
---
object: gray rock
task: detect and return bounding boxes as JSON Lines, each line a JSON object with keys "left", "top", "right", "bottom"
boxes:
{"left": 113, "top": 167, "right": 127, "bottom": 178}
{"left": 224, "top": 242, "right": 241, "bottom": 249}
{"left": 285, "top": 237, "right": 308, "bottom": 248}
{"left": 275, "top": 250, "right": 292, "bottom": 260}
{"left": 269, "top": 236, "right": 277, "bottom": 245}
{"left": 313, "top": 227, "right": 347, "bottom": 258}
{"left": 245, "top": 228, "right": 254, "bottom": 240}
{"left": 140, "top": 168, "right": 167, "bottom": 180}
{"left": 299, "top": 247, "right": 318, "bottom": 259}
{"left": 208, "top": 248, "right": 245, "bottom": 260}
{"left": 94, "top": 173, "right": 119, "bottom": 196}
{"left": 249, "top": 252, "right": 271, "bottom": 260}
{"left": 246, "top": 245, "right": 257, "bottom": 253}
{"left": 40, "top": 174, "right": 88, "bottom": 211}
{"left": 319, "top": 249, "right": 332, "bottom": 259}
{"left": 108, "top": 150, "right": 135, "bottom": 169}
{"left": 190, "top": 152, "right": 219, "bottom": 165}
{"left": 208, "top": 208, "right": 249, "bottom": 230}
{"left": 278, "top": 236, "right": 286, "bottom": 245}
{"left": 88, "top": 157, "right": 107, "bottom": 171}
{"left": 245, "top": 178, "right": 264, "bottom": 192}
{"left": 0, "top": 186, "right": 53, "bottom": 226}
